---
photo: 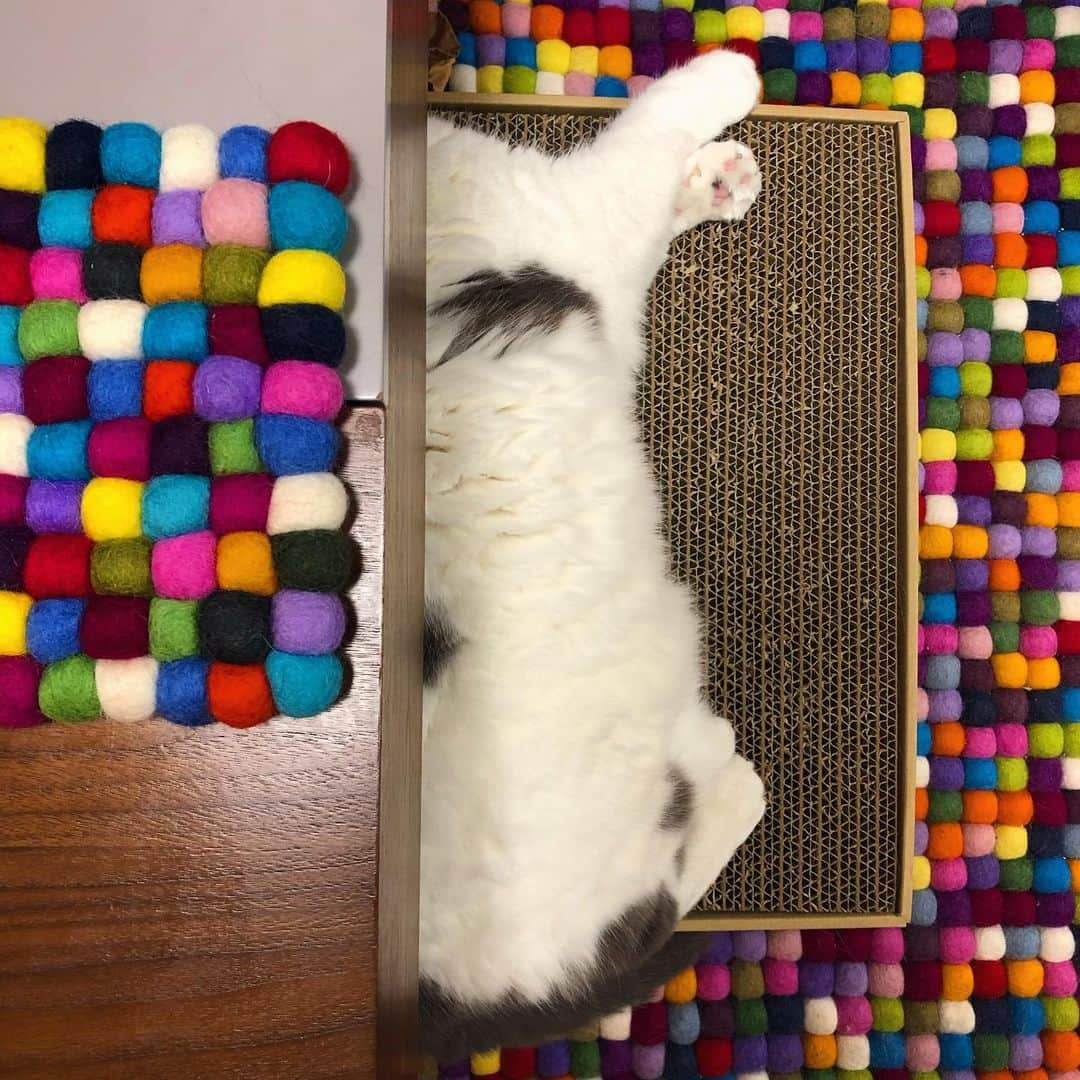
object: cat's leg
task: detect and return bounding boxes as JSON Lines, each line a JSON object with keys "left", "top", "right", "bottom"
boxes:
{"left": 673, "top": 139, "right": 763, "bottom": 234}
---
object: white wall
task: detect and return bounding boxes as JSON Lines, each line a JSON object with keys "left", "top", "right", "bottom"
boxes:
{"left": 1, "top": 0, "right": 387, "bottom": 400}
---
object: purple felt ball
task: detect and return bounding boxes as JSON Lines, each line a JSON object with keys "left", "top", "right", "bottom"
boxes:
{"left": 1022, "top": 526, "right": 1056, "bottom": 558}
{"left": 856, "top": 38, "right": 890, "bottom": 74}
{"left": 662, "top": 8, "right": 693, "bottom": 39}
{"left": 834, "top": 961, "right": 869, "bottom": 997}
{"left": 1028, "top": 165, "right": 1060, "bottom": 200}
{"left": 926, "top": 333, "right": 961, "bottom": 367}
{"left": 701, "top": 932, "right": 733, "bottom": 964}
{"left": 957, "top": 495, "right": 991, "bottom": 527}
{"left": 800, "top": 960, "right": 834, "bottom": 997}
{"left": 633, "top": 43, "right": 665, "bottom": 79}
{"left": 733, "top": 1035, "right": 768, "bottom": 1074}
{"left": 961, "top": 328, "right": 990, "bottom": 361}
{"left": 601, "top": 1039, "right": 632, "bottom": 1075}
{"left": 924, "top": 7, "right": 957, "bottom": 37}
{"left": 272, "top": 590, "right": 346, "bottom": 654}
{"left": 0, "top": 367, "right": 21, "bottom": 413}
{"left": 536, "top": 1042, "right": 570, "bottom": 1076}
{"left": 963, "top": 235, "right": 994, "bottom": 264}
{"left": 826, "top": 41, "right": 857, "bottom": 73}
{"left": 914, "top": 819, "right": 928, "bottom": 855}
{"left": 967, "top": 854, "right": 999, "bottom": 890}
{"left": 767, "top": 1034, "right": 803, "bottom": 1073}
{"left": 193, "top": 355, "right": 262, "bottom": 421}
{"left": 1010, "top": 1035, "right": 1044, "bottom": 1072}
{"left": 732, "top": 930, "right": 767, "bottom": 961}
{"left": 476, "top": 33, "right": 506, "bottom": 67}
{"left": 1062, "top": 296, "right": 1080, "bottom": 328}
{"left": 152, "top": 190, "right": 205, "bottom": 247}
{"left": 26, "top": 480, "right": 84, "bottom": 533}
{"left": 995, "top": 105, "right": 1027, "bottom": 139}
{"left": 1059, "top": 561, "right": 1080, "bottom": 590}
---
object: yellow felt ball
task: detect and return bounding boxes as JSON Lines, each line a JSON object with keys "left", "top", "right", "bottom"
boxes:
{"left": 995, "top": 823, "right": 1028, "bottom": 860}
{"left": 892, "top": 73, "right": 925, "bottom": 108}
{"left": 0, "top": 591, "right": 32, "bottom": 655}
{"left": 257, "top": 250, "right": 346, "bottom": 311}
{"left": 537, "top": 39, "right": 572, "bottom": 75}
{"left": 912, "top": 854, "right": 931, "bottom": 890}
{"left": 476, "top": 66, "right": 504, "bottom": 94}
{"left": 921, "top": 428, "right": 956, "bottom": 462}
{"left": 216, "top": 531, "right": 277, "bottom": 596}
{"left": 924, "top": 108, "right": 958, "bottom": 140}
{"left": 993, "top": 460, "right": 1026, "bottom": 491}
{"left": 570, "top": 45, "right": 600, "bottom": 76}
{"left": 470, "top": 1049, "right": 500, "bottom": 1076}
{"left": 726, "top": 7, "right": 763, "bottom": 40}
{"left": 0, "top": 117, "right": 47, "bottom": 193}
{"left": 81, "top": 478, "right": 144, "bottom": 541}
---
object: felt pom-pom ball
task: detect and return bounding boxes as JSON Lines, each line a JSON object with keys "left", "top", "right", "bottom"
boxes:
{"left": 0, "top": 414, "right": 33, "bottom": 478}
{"left": 38, "top": 653, "right": 100, "bottom": 722}
{"left": 193, "top": 355, "right": 263, "bottom": 421}
{"left": 198, "top": 589, "right": 272, "bottom": 664}
{"left": 257, "top": 249, "right": 346, "bottom": 310}
{"left": 157, "top": 656, "right": 212, "bottom": 726}
{"left": 96, "top": 657, "right": 157, "bottom": 722}
{"left": 261, "top": 360, "right": 343, "bottom": 420}
{"left": 267, "top": 650, "right": 343, "bottom": 717}
{"left": 46, "top": 120, "right": 103, "bottom": 191}
{"left": 0, "top": 117, "right": 47, "bottom": 194}
{"left": 261, "top": 303, "right": 346, "bottom": 366}
{"left": 142, "top": 301, "right": 208, "bottom": 361}
{"left": 0, "top": 190, "right": 41, "bottom": 249}
{"left": 0, "top": 655, "right": 42, "bottom": 727}
{"left": 208, "top": 660, "right": 275, "bottom": 727}
{"left": 267, "top": 121, "right": 351, "bottom": 195}
{"left": 201, "top": 179, "right": 269, "bottom": 248}
{"left": 38, "top": 189, "right": 94, "bottom": 249}
{"left": 267, "top": 472, "right": 348, "bottom": 534}
{"left": 255, "top": 414, "right": 339, "bottom": 475}
{"left": 271, "top": 529, "right": 353, "bottom": 592}
{"left": 272, "top": 590, "right": 346, "bottom": 655}
{"left": 268, "top": 181, "right": 348, "bottom": 254}
{"left": 159, "top": 124, "right": 219, "bottom": 193}
{"left": 219, "top": 125, "right": 270, "bottom": 182}
{"left": 100, "top": 122, "right": 161, "bottom": 188}
{"left": 77, "top": 299, "right": 146, "bottom": 361}
{"left": 26, "top": 420, "right": 92, "bottom": 481}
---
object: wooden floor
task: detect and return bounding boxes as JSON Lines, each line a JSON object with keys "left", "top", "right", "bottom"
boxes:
{"left": 0, "top": 408, "right": 409, "bottom": 1080}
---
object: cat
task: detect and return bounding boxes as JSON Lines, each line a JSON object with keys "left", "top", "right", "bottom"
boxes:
{"left": 422, "top": 50, "right": 767, "bottom": 1061}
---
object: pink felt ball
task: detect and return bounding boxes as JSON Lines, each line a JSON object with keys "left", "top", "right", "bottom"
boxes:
{"left": 260, "top": 360, "right": 344, "bottom": 421}
{"left": 30, "top": 246, "right": 86, "bottom": 302}
{"left": 871, "top": 928, "right": 905, "bottom": 963}
{"left": 996, "top": 722, "right": 1028, "bottom": 756}
{"left": 939, "top": 927, "right": 976, "bottom": 964}
{"left": 906, "top": 1034, "right": 940, "bottom": 1072}
{"left": 867, "top": 962, "right": 904, "bottom": 998}
{"left": 963, "top": 727, "right": 996, "bottom": 757}
{"left": 962, "top": 823, "right": 996, "bottom": 857}
{"left": 151, "top": 530, "right": 217, "bottom": 600}
{"left": 835, "top": 996, "right": 872, "bottom": 1036}
{"left": 695, "top": 963, "right": 730, "bottom": 1001}
{"left": 931, "top": 857, "right": 967, "bottom": 891}
{"left": 767, "top": 929, "right": 803, "bottom": 960}
{"left": 762, "top": 958, "right": 799, "bottom": 995}
{"left": 201, "top": 178, "right": 269, "bottom": 248}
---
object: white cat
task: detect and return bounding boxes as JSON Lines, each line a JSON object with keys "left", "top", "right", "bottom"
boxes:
{"left": 422, "top": 51, "right": 767, "bottom": 1060}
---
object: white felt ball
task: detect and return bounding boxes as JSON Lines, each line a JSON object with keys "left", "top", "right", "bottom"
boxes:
{"left": 535, "top": 72, "right": 565, "bottom": 96}
{"left": 0, "top": 413, "right": 33, "bottom": 476}
{"left": 77, "top": 299, "right": 147, "bottom": 361}
{"left": 915, "top": 756, "right": 930, "bottom": 787}
{"left": 1062, "top": 756, "right": 1080, "bottom": 789}
{"left": 1059, "top": 592, "right": 1080, "bottom": 621}
{"left": 973, "top": 925, "right": 1006, "bottom": 960}
{"left": 988, "top": 74, "right": 1020, "bottom": 108}
{"left": 598, "top": 1008, "right": 631, "bottom": 1041}
{"left": 1026, "top": 268, "right": 1062, "bottom": 302}
{"left": 96, "top": 657, "right": 158, "bottom": 722}
{"left": 836, "top": 1036, "right": 870, "bottom": 1071}
{"left": 763, "top": 10, "right": 789, "bottom": 37}
{"left": 1040, "top": 926, "right": 1075, "bottom": 963}
{"left": 1057, "top": 7, "right": 1080, "bottom": 38}
{"left": 267, "top": 473, "right": 348, "bottom": 535}
{"left": 992, "top": 297, "right": 1027, "bottom": 333}
{"left": 804, "top": 997, "right": 837, "bottom": 1035}
{"left": 924, "top": 495, "right": 957, "bottom": 528}
{"left": 1025, "top": 103, "right": 1055, "bottom": 136}
{"left": 448, "top": 65, "right": 479, "bottom": 93}
{"left": 160, "top": 123, "right": 220, "bottom": 193}
{"left": 939, "top": 1000, "right": 975, "bottom": 1034}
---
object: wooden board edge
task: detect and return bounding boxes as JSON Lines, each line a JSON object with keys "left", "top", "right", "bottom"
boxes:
{"left": 679, "top": 910, "right": 910, "bottom": 931}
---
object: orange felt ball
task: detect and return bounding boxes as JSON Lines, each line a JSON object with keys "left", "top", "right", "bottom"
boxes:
{"left": 992, "top": 167, "right": 1029, "bottom": 203}
{"left": 92, "top": 184, "right": 155, "bottom": 247}
{"left": 143, "top": 360, "right": 195, "bottom": 421}
{"left": 932, "top": 721, "right": 966, "bottom": 756}
{"left": 140, "top": 244, "right": 203, "bottom": 305}
{"left": 1027, "top": 657, "right": 1060, "bottom": 689}
{"left": 960, "top": 264, "right": 996, "bottom": 297}
{"left": 1026, "top": 493, "right": 1058, "bottom": 528}
{"left": 963, "top": 790, "right": 998, "bottom": 824}
{"left": 988, "top": 558, "right": 1021, "bottom": 591}
{"left": 992, "top": 429, "right": 1024, "bottom": 461}
{"left": 598, "top": 45, "right": 633, "bottom": 80}
{"left": 941, "top": 963, "right": 974, "bottom": 1001}
{"left": 920, "top": 524, "right": 953, "bottom": 559}
{"left": 994, "top": 232, "right": 1027, "bottom": 268}
{"left": 1024, "top": 330, "right": 1056, "bottom": 363}
{"left": 832, "top": 72, "right": 862, "bottom": 106}
{"left": 1043, "top": 1031, "right": 1080, "bottom": 1071}
{"left": 1059, "top": 363, "right": 1080, "bottom": 395}
{"left": 531, "top": 4, "right": 564, "bottom": 40}
{"left": 997, "top": 791, "right": 1034, "bottom": 826}
{"left": 803, "top": 1035, "right": 837, "bottom": 1070}
{"left": 1007, "top": 958, "right": 1044, "bottom": 997}
{"left": 216, "top": 531, "right": 277, "bottom": 596}
{"left": 1058, "top": 492, "right": 1080, "bottom": 527}
{"left": 470, "top": 0, "right": 501, "bottom": 35}
{"left": 992, "top": 652, "right": 1027, "bottom": 689}
{"left": 1015, "top": 1070, "right": 1047, "bottom": 1080}
{"left": 915, "top": 786, "right": 929, "bottom": 821}
{"left": 1020, "top": 70, "right": 1055, "bottom": 105}
{"left": 914, "top": 235, "right": 928, "bottom": 266}
{"left": 927, "top": 821, "right": 963, "bottom": 860}
{"left": 208, "top": 662, "right": 275, "bottom": 727}
{"left": 889, "top": 8, "right": 923, "bottom": 41}
{"left": 665, "top": 967, "right": 697, "bottom": 1004}
{"left": 952, "top": 524, "right": 988, "bottom": 559}
{"left": 1071, "top": 859, "right": 1080, "bottom": 892}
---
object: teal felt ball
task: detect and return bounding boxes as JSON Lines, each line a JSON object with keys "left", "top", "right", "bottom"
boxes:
{"left": 38, "top": 189, "right": 94, "bottom": 248}
{"left": 268, "top": 181, "right": 348, "bottom": 254}
{"left": 100, "top": 122, "right": 162, "bottom": 188}
{"left": 142, "top": 475, "right": 210, "bottom": 539}
{"left": 266, "top": 650, "right": 343, "bottom": 717}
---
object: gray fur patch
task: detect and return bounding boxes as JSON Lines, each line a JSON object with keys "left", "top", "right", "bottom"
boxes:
{"left": 660, "top": 766, "right": 694, "bottom": 831}
{"left": 420, "top": 889, "right": 702, "bottom": 1060}
{"left": 424, "top": 605, "right": 460, "bottom": 686}
{"left": 430, "top": 264, "right": 599, "bottom": 368}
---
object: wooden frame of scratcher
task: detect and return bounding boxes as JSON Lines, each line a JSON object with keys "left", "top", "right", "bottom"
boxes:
{"left": 429, "top": 94, "right": 918, "bottom": 930}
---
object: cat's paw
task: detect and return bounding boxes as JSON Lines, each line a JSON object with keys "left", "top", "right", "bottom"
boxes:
{"left": 673, "top": 140, "right": 762, "bottom": 233}
{"left": 654, "top": 51, "right": 761, "bottom": 141}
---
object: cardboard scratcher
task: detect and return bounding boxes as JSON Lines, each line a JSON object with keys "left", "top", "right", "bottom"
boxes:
{"left": 431, "top": 96, "right": 918, "bottom": 928}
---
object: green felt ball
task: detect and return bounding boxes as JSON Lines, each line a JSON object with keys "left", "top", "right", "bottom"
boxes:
{"left": 1063, "top": 266, "right": 1080, "bottom": 296}
{"left": 39, "top": 654, "right": 101, "bottom": 722}
{"left": 568, "top": 1039, "right": 600, "bottom": 1077}
{"left": 731, "top": 960, "right": 764, "bottom": 999}
{"left": 904, "top": 1000, "right": 940, "bottom": 1035}
{"left": 839, "top": 1071, "right": 872, "bottom": 1080}
{"left": 990, "top": 592, "right": 1020, "bottom": 623}
{"left": 972, "top": 1034, "right": 1008, "bottom": 1072}
{"left": 271, "top": 529, "right": 353, "bottom": 592}
{"left": 927, "top": 301, "right": 963, "bottom": 334}
{"left": 959, "top": 362, "right": 991, "bottom": 397}
{"left": 1064, "top": 724, "right": 1080, "bottom": 758}
{"left": 1028, "top": 722, "right": 1065, "bottom": 758}
{"left": 927, "top": 789, "right": 963, "bottom": 823}
{"left": 911, "top": 1072, "right": 940, "bottom": 1080}
{"left": 789, "top": 0, "right": 822, "bottom": 10}
{"left": 1056, "top": 36, "right": 1080, "bottom": 68}
{"left": 893, "top": 105, "right": 924, "bottom": 136}
{"left": 504, "top": 66, "right": 538, "bottom": 95}
{"left": 209, "top": 419, "right": 263, "bottom": 475}
{"left": 872, "top": 997, "right": 904, "bottom": 1032}
{"left": 990, "top": 621, "right": 1020, "bottom": 655}
{"left": 1021, "top": 589, "right": 1059, "bottom": 626}
{"left": 915, "top": 266, "right": 931, "bottom": 299}
{"left": 763, "top": 69, "right": 797, "bottom": 104}
{"left": 1059, "top": 528, "right": 1080, "bottom": 561}
{"left": 994, "top": 272, "right": 1027, "bottom": 301}
{"left": 734, "top": 998, "right": 768, "bottom": 1036}
{"left": 1061, "top": 167, "right": 1080, "bottom": 201}
{"left": 1043, "top": 995, "right": 1080, "bottom": 1032}
{"left": 960, "top": 297, "right": 992, "bottom": 331}
{"left": 1027, "top": 7, "right": 1057, "bottom": 38}
{"left": 202, "top": 245, "right": 268, "bottom": 306}
{"left": 90, "top": 539, "right": 152, "bottom": 596}
{"left": 990, "top": 330, "right": 1024, "bottom": 363}
{"left": 926, "top": 398, "right": 960, "bottom": 431}
{"left": 1022, "top": 134, "right": 1056, "bottom": 167}
{"left": 955, "top": 429, "right": 992, "bottom": 461}
{"left": 958, "top": 396, "right": 990, "bottom": 430}
{"left": 998, "top": 856, "right": 1033, "bottom": 891}
{"left": 18, "top": 299, "right": 80, "bottom": 361}
{"left": 861, "top": 74, "right": 893, "bottom": 107}
{"left": 149, "top": 598, "right": 199, "bottom": 661}
{"left": 805, "top": 1071, "right": 836, "bottom": 1080}
{"left": 856, "top": 5, "right": 888, "bottom": 36}
{"left": 996, "top": 757, "right": 1028, "bottom": 792}
{"left": 958, "top": 72, "right": 989, "bottom": 106}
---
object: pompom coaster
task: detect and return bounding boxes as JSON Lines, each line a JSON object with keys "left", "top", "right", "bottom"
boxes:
{"left": 0, "top": 117, "right": 354, "bottom": 728}
{"left": 437, "top": 0, "right": 1080, "bottom": 1078}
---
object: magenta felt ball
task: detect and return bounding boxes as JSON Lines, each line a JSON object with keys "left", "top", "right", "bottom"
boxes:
{"left": 871, "top": 928, "right": 905, "bottom": 963}
{"left": 260, "top": 360, "right": 343, "bottom": 420}
{"left": 762, "top": 958, "right": 799, "bottom": 995}
{"left": 695, "top": 963, "right": 730, "bottom": 1000}
{"left": 151, "top": 530, "right": 217, "bottom": 599}
{"left": 0, "top": 656, "right": 42, "bottom": 727}
{"left": 835, "top": 996, "right": 873, "bottom": 1036}
{"left": 30, "top": 247, "right": 86, "bottom": 302}
{"left": 209, "top": 473, "right": 272, "bottom": 534}
{"left": 201, "top": 179, "right": 269, "bottom": 248}
{"left": 193, "top": 355, "right": 262, "bottom": 421}
{"left": 88, "top": 417, "right": 152, "bottom": 480}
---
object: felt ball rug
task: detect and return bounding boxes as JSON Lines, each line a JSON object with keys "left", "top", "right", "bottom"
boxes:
{"left": 434, "top": 0, "right": 1080, "bottom": 1077}
{"left": 0, "top": 118, "right": 354, "bottom": 727}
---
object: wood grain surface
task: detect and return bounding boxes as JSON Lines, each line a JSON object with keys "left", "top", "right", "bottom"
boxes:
{"left": 0, "top": 407, "right": 410, "bottom": 1080}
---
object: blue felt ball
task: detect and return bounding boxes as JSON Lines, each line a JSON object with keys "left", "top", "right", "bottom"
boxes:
{"left": 594, "top": 75, "right": 628, "bottom": 98}
{"left": 1025, "top": 200, "right": 1059, "bottom": 233}
{"left": 954, "top": 135, "right": 988, "bottom": 170}
{"left": 1009, "top": 997, "right": 1044, "bottom": 1036}
{"left": 666, "top": 1003, "right": 700, "bottom": 1046}
{"left": 255, "top": 415, "right": 339, "bottom": 475}
{"left": 1033, "top": 855, "right": 1071, "bottom": 893}
{"left": 922, "top": 592, "right": 956, "bottom": 623}
{"left": 27, "top": 420, "right": 92, "bottom": 481}
{"left": 960, "top": 202, "right": 992, "bottom": 236}
{"left": 26, "top": 599, "right": 84, "bottom": 663}
{"left": 909, "top": 886, "right": 937, "bottom": 926}
{"left": 219, "top": 125, "right": 271, "bottom": 182}
{"left": 987, "top": 135, "right": 1021, "bottom": 169}
{"left": 929, "top": 367, "right": 960, "bottom": 399}
{"left": 937, "top": 1034, "right": 973, "bottom": 1071}
{"left": 38, "top": 189, "right": 94, "bottom": 248}
{"left": 916, "top": 298, "right": 928, "bottom": 331}
{"left": 0, "top": 306, "right": 20, "bottom": 365}
{"left": 268, "top": 181, "right": 349, "bottom": 254}
{"left": 888, "top": 42, "right": 921, "bottom": 75}
{"left": 142, "top": 301, "right": 208, "bottom": 361}
{"left": 142, "top": 475, "right": 210, "bottom": 540}
{"left": 916, "top": 722, "right": 931, "bottom": 756}
{"left": 505, "top": 37, "right": 537, "bottom": 68}
{"left": 88, "top": 360, "right": 144, "bottom": 420}
{"left": 1026, "top": 459, "right": 1062, "bottom": 494}
{"left": 1003, "top": 925, "right": 1041, "bottom": 959}
{"left": 869, "top": 1032, "right": 907, "bottom": 1070}
{"left": 1059, "top": 231, "right": 1080, "bottom": 266}
{"left": 1063, "top": 823, "right": 1080, "bottom": 857}
{"left": 266, "top": 651, "right": 343, "bottom": 717}
{"left": 157, "top": 657, "right": 212, "bottom": 726}
{"left": 457, "top": 31, "right": 477, "bottom": 67}
{"left": 765, "top": 995, "right": 805, "bottom": 1035}
{"left": 793, "top": 41, "right": 827, "bottom": 72}
{"left": 1064, "top": 688, "right": 1080, "bottom": 720}
{"left": 963, "top": 757, "right": 997, "bottom": 790}
{"left": 100, "top": 122, "right": 162, "bottom": 187}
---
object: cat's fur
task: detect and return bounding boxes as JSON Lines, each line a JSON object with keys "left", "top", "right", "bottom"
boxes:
{"left": 422, "top": 52, "right": 767, "bottom": 1060}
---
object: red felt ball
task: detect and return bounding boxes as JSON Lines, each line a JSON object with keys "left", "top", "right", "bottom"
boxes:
{"left": 22, "top": 355, "right": 90, "bottom": 425}
{"left": 0, "top": 243, "right": 32, "bottom": 306}
{"left": 564, "top": 9, "right": 597, "bottom": 46}
{"left": 1025, "top": 234, "right": 1058, "bottom": 268}
{"left": 267, "top": 121, "right": 351, "bottom": 195}
{"left": 1058, "top": 621, "right": 1080, "bottom": 653}
{"left": 80, "top": 596, "right": 150, "bottom": 659}
{"left": 969, "top": 887, "right": 1003, "bottom": 927}
{"left": 724, "top": 39, "right": 760, "bottom": 67}
{"left": 955, "top": 461, "right": 995, "bottom": 495}
{"left": 597, "top": 7, "right": 631, "bottom": 46}
{"left": 24, "top": 534, "right": 92, "bottom": 598}
{"left": 972, "top": 959, "right": 1007, "bottom": 998}
{"left": 0, "top": 655, "right": 43, "bottom": 727}
{"left": 904, "top": 960, "right": 942, "bottom": 1001}
{"left": 991, "top": 364, "right": 1026, "bottom": 398}
{"left": 696, "top": 1038, "right": 733, "bottom": 1076}
{"left": 1057, "top": 135, "right": 1080, "bottom": 169}
{"left": 209, "top": 305, "right": 270, "bottom": 366}
{"left": 801, "top": 930, "right": 838, "bottom": 961}
{"left": 665, "top": 40, "right": 697, "bottom": 69}
{"left": 923, "top": 201, "right": 961, "bottom": 238}
{"left": 918, "top": 362, "right": 929, "bottom": 396}
{"left": 500, "top": 1048, "right": 537, "bottom": 1080}
{"left": 922, "top": 38, "right": 957, "bottom": 75}
{"left": 1001, "top": 890, "right": 1036, "bottom": 926}
{"left": 1022, "top": 425, "right": 1057, "bottom": 461}
{"left": 88, "top": 417, "right": 152, "bottom": 480}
